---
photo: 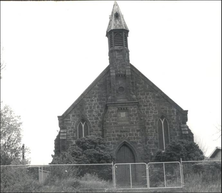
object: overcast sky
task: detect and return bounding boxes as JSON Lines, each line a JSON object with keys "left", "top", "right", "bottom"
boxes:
{"left": 1, "top": 1, "right": 221, "bottom": 165}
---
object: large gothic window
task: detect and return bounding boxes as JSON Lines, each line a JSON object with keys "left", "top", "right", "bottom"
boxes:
{"left": 158, "top": 117, "right": 170, "bottom": 150}
{"left": 77, "top": 120, "right": 89, "bottom": 138}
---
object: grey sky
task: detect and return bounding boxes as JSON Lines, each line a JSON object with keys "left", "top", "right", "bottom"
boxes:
{"left": 1, "top": 1, "right": 221, "bottom": 164}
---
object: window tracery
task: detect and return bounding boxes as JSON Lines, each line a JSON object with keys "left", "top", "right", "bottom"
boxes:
{"left": 158, "top": 116, "right": 170, "bottom": 150}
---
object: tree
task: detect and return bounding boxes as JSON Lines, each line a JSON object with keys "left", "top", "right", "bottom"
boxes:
{"left": 153, "top": 139, "right": 205, "bottom": 162}
{"left": 52, "top": 135, "right": 113, "bottom": 164}
{"left": 51, "top": 135, "right": 113, "bottom": 180}
{"left": 0, "top": 104, "right": 27, "bottom": 165}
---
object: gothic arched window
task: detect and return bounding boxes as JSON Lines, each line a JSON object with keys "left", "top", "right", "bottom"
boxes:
{"left": 77, "top": 120, "right": 89, "bottom": 138}
{"left": 158, "top": 117, "right": 170, "bottom": 150}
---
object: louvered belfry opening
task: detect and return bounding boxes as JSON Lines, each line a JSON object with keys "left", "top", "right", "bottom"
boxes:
{"left": 114, "top": 32, "right": 123, "bottom": 46}
{"left": 108, "top": 30, "right": 128, "bottom": 49}
{"left": 106, "top": 2, "right": 129, "bottom": 50}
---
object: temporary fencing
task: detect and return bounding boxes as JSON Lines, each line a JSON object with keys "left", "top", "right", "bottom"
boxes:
{"left": 147, "top": 161, "right": 182, "bottom": 189}
{"left": 1, "top": 160, "right": 221, "bottom": 192}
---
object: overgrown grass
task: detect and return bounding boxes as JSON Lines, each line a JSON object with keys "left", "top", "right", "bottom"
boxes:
{"left": 41, "top": 173, "right": 112, "bottom": 192}
{"left": 182, "top": 173, "right": 221, "bottom": 193}
{"left": 1, "top": 166, "right": 42, "bottom": 192}
{"left": 181, "top": 161, "right": 221, "bottom": 193}
{"left": 1, "top": 162, "right": 221, "bottom": 192}
{"left": 1, "top": 166, "right": 112, "bottom": 192}
{"left": 79, "top": 173, "right": 112, "bottom": 189}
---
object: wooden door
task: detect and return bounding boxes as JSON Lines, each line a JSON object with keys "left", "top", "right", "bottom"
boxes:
{"left": 116, "top": 144, "right": 135, "bottom": 163}
{"left": 116, "top": 144, "right": 135, "bottom": 187}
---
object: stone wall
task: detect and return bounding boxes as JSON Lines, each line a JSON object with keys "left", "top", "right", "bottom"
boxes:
{"left": 56, "top": 65, "right": 193, "bottom": 162}
{"left": 58, "top": 71, "right": 109, "bottom": 150}
{"left": 103, "top": 101, "right": 146, "bottom": 161}
{"left": 130, "top": 67, "right": 189, "bottom": 159}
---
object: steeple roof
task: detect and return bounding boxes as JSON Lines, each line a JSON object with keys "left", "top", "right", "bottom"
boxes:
{"left": 106, "top": 2, "right": 129, "bottom": 36}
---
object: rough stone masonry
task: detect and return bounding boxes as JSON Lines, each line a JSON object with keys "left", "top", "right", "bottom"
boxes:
{"left": 54, "top": 2, "right": 193, "bottom": 163}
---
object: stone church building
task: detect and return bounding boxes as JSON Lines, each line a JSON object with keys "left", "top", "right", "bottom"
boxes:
{"left": 54, "top": 2, "right": 193, "bottom": 163}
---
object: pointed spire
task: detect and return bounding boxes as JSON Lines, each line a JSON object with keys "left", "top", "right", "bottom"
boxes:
{"left": 106, "top": 2, "right": 129, "bottom": 36}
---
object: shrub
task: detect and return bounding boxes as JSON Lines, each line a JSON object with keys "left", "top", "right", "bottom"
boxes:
{"left": 78, "top": 173, "right": 112, "bottom": 189}
{"left": 1, "top": 166, "right": 42, "bottom": 192}
{"left": 153, "top": 140, "right": 204, "bottom": 162}
{"left": 44, "top": 165, "right": 78, "bottom": 185}
{"left": 51, "top": 135, "right": 113, "bottom": 181}
{"left": 192, "top": 161, "right": 221, "bottom": 182}
{"left": 42, "top": 177, "right": 80, "bottom": 192}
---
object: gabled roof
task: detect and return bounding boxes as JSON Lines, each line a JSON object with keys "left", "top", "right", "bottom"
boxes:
{"left": 59, "top": 64, "right": 188, "bottom": 120}
{"left": 59, "top": 66, "right": 110, "bottom": 119}
{"left": 209, "top": 147, "right": 221, "bottom": 158}
{"left": 106, "top": 2, "right": 129, "bottom": 36}
{"left": 130, "top": 64, "right": 188, "bottom": 116}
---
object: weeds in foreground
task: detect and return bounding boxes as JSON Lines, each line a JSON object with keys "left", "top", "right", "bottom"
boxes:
{"left": 41, "top": 173, "right": 112, "bottom": 192}
{"left": 182, "top": 173, "right": 221, "bottom": 193}
{"left": 1, "top": 162, "right": 221, "bottom": 192}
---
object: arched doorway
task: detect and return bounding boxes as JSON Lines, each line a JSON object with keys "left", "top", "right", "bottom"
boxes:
{"left": 116, "top": 144, "right": 136, "bottom": 163}
{"left": 115, "top": 143, "right": 136, "bottom": 187}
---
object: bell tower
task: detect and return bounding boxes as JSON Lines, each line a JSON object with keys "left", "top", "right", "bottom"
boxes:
{"left": 106, "top": 2, "right": 134, "bottom": 102}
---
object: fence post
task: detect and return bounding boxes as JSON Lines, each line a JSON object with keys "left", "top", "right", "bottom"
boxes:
{"left": 163, "top": 162, "right": 167, "bottom": 187}
{"left": 38, "top": 167, "right": 42, "bottom": 183}
{"left": 112, "top": 162, "right": 116, "bottom": 189}
{"left": 129, "top": 164, "right": 132, "bottom": 188}
{"left": 146, "top": 163, "right": 149, "bottom": 189}
{"left": 180, "top": 158, "right": 184, "bottom": 187}
{"left": 42, "top": 166, "right": 44, "bottom": 183}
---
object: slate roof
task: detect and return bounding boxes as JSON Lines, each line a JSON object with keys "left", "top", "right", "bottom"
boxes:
{"left": 59, "top": 64, "right": 187, "bottom": 119}
{"left": 106, "top": 1, "right": 129, "bottom": 36}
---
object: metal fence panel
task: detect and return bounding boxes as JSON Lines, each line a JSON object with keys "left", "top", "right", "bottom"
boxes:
{"left": 1, "top": 160, "right": 220, "bottom": 192}
{"left": 147, "top": 161, "right": 182, "bottom": 189}
{"left": 131, "top": 163, "right": 147, "bottom": 188}
{"left": 115, "top": 164, "right": 130, "bottom": 188}
{"left": 114, "top": 163, "right": 147, "bottom": 189}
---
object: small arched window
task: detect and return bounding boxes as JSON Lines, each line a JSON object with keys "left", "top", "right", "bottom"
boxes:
{"left": 77, "top": 120, "right": 89, "bottom": 138}
{"left": 158, "top": 117, "right": 170, "bottom": 150}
